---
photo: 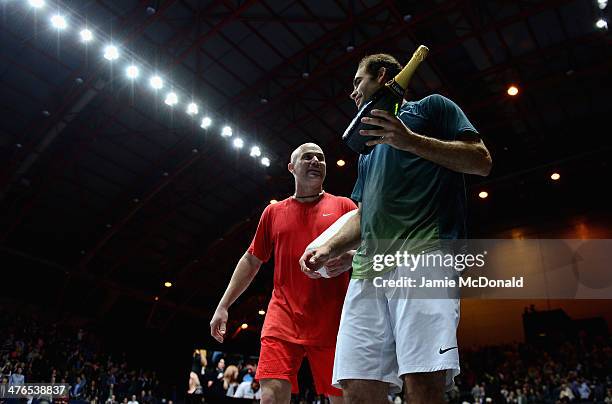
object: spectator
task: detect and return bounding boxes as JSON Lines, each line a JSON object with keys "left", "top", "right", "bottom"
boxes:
{"left": 239, "top": 361, "right": 256, "bottom": 383}
{"left": 559, "top": 383, "right": 575, "bottom": 402}
{"left": 222, "top": 365, "right": 240, "bottom": 397}
{"left": 105, "top": 394, "right": 118, "bottom": 404}
{"left": 71, "top": 375, "right": 86, "bottom": 399}
{"left": 206, "top": 358, "right": 225, "bottom": 397}
{"left": 127, "top": 394, "right": 139, "bottom": 404}
{"left": 233, "top": 380, "right": 262, "bottom": 400}
{"left": 578, "top": 379, "right": 591, "bottom": 400}
{"left": 8, "top": 367, "right": 24, "bottom": 385}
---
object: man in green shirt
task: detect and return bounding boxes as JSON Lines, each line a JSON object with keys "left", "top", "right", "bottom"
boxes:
{"left": 299, "top": 54, "right": 492, "bottom": 404}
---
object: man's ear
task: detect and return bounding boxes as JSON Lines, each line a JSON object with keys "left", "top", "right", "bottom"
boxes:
{"left": 376, "top": 67, "right": 387, "bottom": 84}
{"left": 288, "top": 162, "right": 294, "bottom": 173}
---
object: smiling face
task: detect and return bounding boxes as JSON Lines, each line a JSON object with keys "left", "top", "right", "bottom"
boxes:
{"left": 350, "top": 65, "right": 386, "bottom": 110}
{"left": 288, "top": 143, "right": 326, "bottom": 187}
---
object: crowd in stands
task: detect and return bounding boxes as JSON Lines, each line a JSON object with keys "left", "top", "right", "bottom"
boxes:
{"left": 450, "top": 335, "right": 612, "bottom": 404}
{"left": 0, "top": 305, "right": 175, "bottom": 404}
{"left": 2, "top": 302, "right": 611, "bottom": 404}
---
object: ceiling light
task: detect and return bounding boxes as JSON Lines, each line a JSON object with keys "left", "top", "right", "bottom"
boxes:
{"left": 186, "top": 102, "right": 199, "bottom": 115}
{"left": 164, "top": 92, "right": 178, "bottom": 106}
{"left": 595, "top": 18, "right": 608, "bottom": 29}
{"left": 79, "top": 29, "right": 93, "bottom": 42}
{"left": 164, "top": 281, "right": 172, "bottom": 288}
{"left": 241, "top": 323, "right": 248, "bottom": 329}
{"left": 478, "top": 191, "right": 488, "bottom": 199}
{"left": 28, "top": 0, "right": 45, "bottom": 8}
{"left": 507, "top": 85, "right": 519, "bottom": 96}
{"left": 261, "top": 157, "right": 270, "bottom": 167}
{"left": 200, "top": 117, "right": 212, "bottom": 129}
{"left": 337, "top": 159, "right": 346, "bottom": 167}
{"left": 50, "top": 15, "right": 67, "bottom": 30}
{"left": 149, "top": 75, "right": 163, "bottom": 90}
{"left": 550, "top": 172, "right": 560, "bottom": 181}
{"left": 258, "top": 310, "right": 266, "bottom": 315}
{"left": 221, "top": 126, "right": 232, "bottom": 137}
{"left": 103, "top": 45, "right": 119, "bottom": 61}
{"left": 126, "top": 65, "right": 139, "bottom": 79}
{"left": 269, "top": 199, "right": 278, "bottom": 204}
{"left": 250, "top": 146, "right": 261, "bottom": 157}
{"left": 233, "top": 138, "right": 244, "bottom": 148}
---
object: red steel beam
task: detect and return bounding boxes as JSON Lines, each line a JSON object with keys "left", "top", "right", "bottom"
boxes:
{"left": 238, "top": 0, "right": 464, "bottom": 122}
{"left": 219, "top": 1, "right": 394, "bottom": 111}
{"left": 241, "top": 0, "right": 575, "bottom": 144}
{"left": 168, "top": 0, "right": 259, "bottom": 68}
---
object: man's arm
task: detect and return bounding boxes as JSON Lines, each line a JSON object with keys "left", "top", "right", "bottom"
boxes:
{"left": 299, "top": 204, "right": 361, "bottom": 275}
{"left": 210, "top": 252, "right": 262, "bottom": 342}
{"left": 360, "top": 109, "right": 492, "bottom": 176}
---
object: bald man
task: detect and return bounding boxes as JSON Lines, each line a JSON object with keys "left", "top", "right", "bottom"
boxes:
{"left": 210, "top": 143, "right": 356, "bottom": 404}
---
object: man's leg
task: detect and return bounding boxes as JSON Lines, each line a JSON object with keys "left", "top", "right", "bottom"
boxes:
{"left": 332, "top": 279, "right": 403, "bottom": 402}
{"left": 304, "top": 345, "right": 344, "bottom": 404}
{"left": 260, "top": 379, "right": 292, "bottom": 404}
{"left": 328, "top": 395, "right": 344, "bottom": 404}
{"left": 256, "top": 337, "right": 304, "bottom": 404}
{"left": 403, "top": 371, "right": 447, "bottom": 404}
{"left": 387, "top": 262, "right": 461, "bottom": 404}
{"left": 339, "top": 380, "right": 388, "bottom": 404}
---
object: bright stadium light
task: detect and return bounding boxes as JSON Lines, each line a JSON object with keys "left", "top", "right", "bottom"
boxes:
{"left": 149, "top": 75, "right": 163, "bottom": 90}
{"left": 186, "top": 102, "right": 199, "bottom": 115}
{"left": 221, "top": 126, "right": 232, "bottom": 137}
{"left": 103, "top": 45, "right": 119, "bottom": 61}
{"left": 126, "top": 65, "right": 139, "bottom": 79}
{"left": 164, "top": 92, "right": 178, "bottom": 106}
{"left": 50, "top": 15, "right": 67, "bottom": 30}
{"left": 79, "top": 29, "right": 93, "bottom": 42}
{"left": 250, "top": 146, "right": 261, "bottom": 157}
{"left": 261, "top": 157, "right": 270, "bottom": 167}
{"left": 595, "top": 18, "right": 608, "bottom": 29}
{"left": 28, "top": 0, "right": 45, "bottom": 8}
{"left": 233, "top": 138, "right": 244, "bottom": 148}
{"left": 200, "top": 117, "right": 212, "bottom": 129}
{"left": 507, "top": 85, "right": 519, "bottom": 96}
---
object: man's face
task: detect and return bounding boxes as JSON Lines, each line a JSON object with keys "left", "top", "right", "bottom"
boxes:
{"left": 289, "top": 145, "right": 326, "bottom": 186}
{"left": 218, "top": 358, "right": 225, "bottom": 370}
{"left": 350, "top": 65, "right": 385, "bottom": 109}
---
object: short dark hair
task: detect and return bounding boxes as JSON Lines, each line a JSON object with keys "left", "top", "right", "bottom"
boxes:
{"left": 358, "top": 54, "right": 402, "bottom": 82}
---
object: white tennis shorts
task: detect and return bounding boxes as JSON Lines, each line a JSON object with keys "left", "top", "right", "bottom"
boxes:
{"left": 332, "top": 258, "right": 461, "bottom": 394}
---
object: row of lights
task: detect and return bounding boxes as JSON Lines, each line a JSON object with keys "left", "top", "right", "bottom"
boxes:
{"left": 23, "top": 0, "right": 273, "bottom": 167}
{"left": 596, "top": 0, "right": 608, "bottom": 29}
{"left": 267, "top": 171, "right": 561, "bottom": 204}
{"left": 162, "top": 280, "right": 267, "bottom": 314}
{"left": 478, "top": 172, "right": 561, "bottom": 199}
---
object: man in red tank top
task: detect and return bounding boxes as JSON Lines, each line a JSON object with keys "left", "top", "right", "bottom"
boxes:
{"left": 210, "top": 143, "right": 356, "bottom": 403}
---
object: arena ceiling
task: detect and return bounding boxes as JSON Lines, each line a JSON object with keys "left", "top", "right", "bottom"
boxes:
{"left": 0, "top": 0, "right": 610, "bottom": 340}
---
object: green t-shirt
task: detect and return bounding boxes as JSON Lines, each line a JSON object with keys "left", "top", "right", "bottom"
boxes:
{"left": 351, "top": 94, "right": 478, "bottom": 279}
